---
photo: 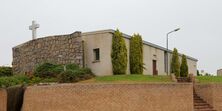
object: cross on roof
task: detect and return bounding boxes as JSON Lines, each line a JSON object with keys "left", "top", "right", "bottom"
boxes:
{"left": 29, "top": 20, "right": 40, "bottom": 40}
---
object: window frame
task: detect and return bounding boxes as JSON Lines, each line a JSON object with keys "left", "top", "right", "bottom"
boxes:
{"left": 93, "top": 48, "right": 100, "bottom": 62}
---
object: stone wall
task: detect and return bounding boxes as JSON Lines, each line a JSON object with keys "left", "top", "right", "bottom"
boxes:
{"left": 195, "top": 84, "right": 222, "bottom": 111}
{"left": 22, "top": 83, "right": 193, "bottom": 111}
{"left": 0, "top": 89, "right": 7, "bottom": 111}
{"left": 217, "top": 69, "right": 222, "bottom": 76}
{"left": 12, "top": 32, "right": 83, "bottom": 74}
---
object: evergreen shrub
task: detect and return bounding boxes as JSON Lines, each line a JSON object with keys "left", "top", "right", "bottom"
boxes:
{"left": 111, "top": 29, "right": 128, "bottom": 75}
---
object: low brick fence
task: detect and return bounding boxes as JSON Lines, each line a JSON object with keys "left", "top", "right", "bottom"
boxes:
{"left": 195, "top": 84, "right": 222, "bottom": 111}
{"left": 0, "top": 89, "right": 7, "bottom": 111}
{"left": 22, "top": 83, "right": 193, "bottom": 111}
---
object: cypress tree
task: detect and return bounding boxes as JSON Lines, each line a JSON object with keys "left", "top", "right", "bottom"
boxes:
{"left": 197, "top": 70, "right": 200, "bottom": 76}
{"left": 170, "top": 48, "right": 180, "bottom": 77}
{"left": 130, "top": 33, "right": 143, "bottom": 74}
{"left": 180, "top": 54, "right": 188, "bottom": 77}
{"left": 111, "top": 29, "right": 128, "bottom": 74}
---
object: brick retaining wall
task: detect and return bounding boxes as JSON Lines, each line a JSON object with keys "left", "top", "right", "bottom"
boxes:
{"left": 0, "top": 89, "right": 7, "bottom": 111}
{"left": 22, "top": 83, "right": 193, "bottom": 111}
{"left": 195, "top": 84, "right": 222, "bottom": 111}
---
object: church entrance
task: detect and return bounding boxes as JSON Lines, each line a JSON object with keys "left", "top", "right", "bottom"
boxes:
{"left": 153, "top": 60, "right": 158, "bottom": 75}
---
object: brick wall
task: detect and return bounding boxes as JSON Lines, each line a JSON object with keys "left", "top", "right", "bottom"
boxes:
{"left": 195, "top": 84, "right": 222, "bottom": 111}
{"left": 0, "top": 89, "right": 7, "bottom": 111}
{"left": 194, "top": 84, "right": 213, "bottom": 105}
{"left": 12, "top": 32, "right": 83, "bottom": 74}
{"left": 22, "top": 83, "right": 193, "bottom": 111}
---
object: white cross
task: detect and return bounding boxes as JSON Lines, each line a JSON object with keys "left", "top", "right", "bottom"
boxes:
{"left": 29, "top": 20, "right": 40, "bottom": 40}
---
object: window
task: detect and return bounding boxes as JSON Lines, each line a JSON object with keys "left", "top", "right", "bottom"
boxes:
{"left": 93, "top": 48, "right": 100, "bottom": 61}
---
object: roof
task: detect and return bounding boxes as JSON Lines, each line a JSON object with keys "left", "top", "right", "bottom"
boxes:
{"left": 14, "top": 29, "right": 198, "bottom": 61}
{"left": 82, "top": 29, "right": 198, "bottom": 61}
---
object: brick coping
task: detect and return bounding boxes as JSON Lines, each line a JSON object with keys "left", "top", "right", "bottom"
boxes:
{"left": 25, "top": 82, "right": 193, "bottom": 89}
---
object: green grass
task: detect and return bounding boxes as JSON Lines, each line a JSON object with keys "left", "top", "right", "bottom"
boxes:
{"left": 83, "top": 75, "right": 173, "bottom": 83}
{"left": 196, "top": 76, "right": 222, "bottom": 83}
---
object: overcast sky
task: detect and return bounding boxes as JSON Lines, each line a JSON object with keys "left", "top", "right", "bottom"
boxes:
{"left": 0, "top": 0, "right": 221, "bottom": 74}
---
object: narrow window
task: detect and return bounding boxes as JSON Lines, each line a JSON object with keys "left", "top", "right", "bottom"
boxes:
{"left": 93, "top": 48, "right": 100, "bottom": 61}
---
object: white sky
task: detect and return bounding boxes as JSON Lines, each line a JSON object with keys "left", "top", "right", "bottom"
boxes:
{"left": 0, "top": 0, "right": 222, "bottom": 74}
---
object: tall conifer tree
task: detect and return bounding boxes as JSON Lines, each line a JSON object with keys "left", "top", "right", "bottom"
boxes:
{"left": 180, "top": 54, "right": 188, "bottom": 77}
{"left": 111, "top": 29, "right": 128, "bottom": 74}
{"left": 130, "top": 33, "right": 143, "bottom": 74}
{"left": 170, "top": 48, "right": 180, "bottom": 77}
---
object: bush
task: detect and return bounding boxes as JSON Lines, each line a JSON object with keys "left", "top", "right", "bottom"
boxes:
{"left": 111, "top": 29, "right": 128, "bottom": 75}
{"left": 58, "top": 68, "right": 94, "bottom": 83}
{"left": 180, "top": 54, "right": 188, "bottom": 77}
{"left": 66, "top": 64, "right": 80, "bottom": 70}
{"left": 0, "top": 75, "right": 29, "bottom": 88}
{"left": 34, "top": 63, "right": 63, "bottom": 78}
{"left": 58, "top": 70, "right": 79, "bottom": 83}
{"left": 170, "top": 48, "right": 180, "bottom": 77}
{"left": 0, "top": 63, "right": 94, "bottom": 88}
{"left": 0, "top": 66, "right": 13, "bottom": 77}
{"left": 130, "top": 34, "right": 144, "bottom": 74}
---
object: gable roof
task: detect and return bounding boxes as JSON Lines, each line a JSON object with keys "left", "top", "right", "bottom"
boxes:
{"left": 82, "top": 29, "right": 198, "bottom": 61}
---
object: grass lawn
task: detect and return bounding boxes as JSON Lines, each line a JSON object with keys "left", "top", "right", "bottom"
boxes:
{"left": 196, "top": 76, "right": 222, "bottom": 83}
{"left": 81, "top": 75, "right": 173, "bottom": 83}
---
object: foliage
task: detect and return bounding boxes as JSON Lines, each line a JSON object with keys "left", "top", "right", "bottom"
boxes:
{"left": 111, "top": 29, "right": 128, "bottom": 75}
{"left": 180, "top": 54, "right": 188, "bottom": 77}
{"left": 205, "top": 73, "right": 213, "bottom": 76}
{"left": 58, "top": 68, "right": 94, "bottom": 83}
{"left": 28, "top": 77, "right": 58, "bottom": 84}
{"left": 34, "top": 63, "right": 63, "bottom": 78}
{"left": 0, "top": 63, "right": 94, "bottom": 88}
{"left": 130, "top": 33, "right": 144, "bottom": 74}
{"left": 0, "top": 75, "right": 29, "bottom": 88}
{"left": 170, "top": 48, "right": 180, "bottom": 77}
{"left": 94, "top": 75, "right": 173, "bottom": 83}
{"left": 58, "top": 70, "right": 79, "bottom": 83}
{"left": 0, "top": 66, "right": 13, "bottom": 77}
{"left": 197, "top": 70, "right": 200, "bottom": 76}
{"left": 34, "top": 63, "right": 91, "bottom": 78}
{"left": 66, "top": 64, "right": 80, "bottom": 70}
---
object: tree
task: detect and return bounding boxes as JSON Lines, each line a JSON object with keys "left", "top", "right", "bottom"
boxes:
{"left": 170, "top": 48, "right": 180, "bottom": 77}
{"left": 197, "top": 70, "right": 200, "bottom": 76}
{"left": 180, "top": 54, "right": 188, "bottom": 77}
{"left": 130, "top": 33, "right": 143, "bottom": 74}
{"left": 111, "top": 29, "right": 128, "bottom": 74}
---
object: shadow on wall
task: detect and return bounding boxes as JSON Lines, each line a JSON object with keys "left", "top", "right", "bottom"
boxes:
{"left": 7, "top": 85, "right": 25, "bottom": 111}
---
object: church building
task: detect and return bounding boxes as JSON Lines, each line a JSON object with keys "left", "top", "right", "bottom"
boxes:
{"left": 12, "top": 29, "right": 198, "bottom": 76}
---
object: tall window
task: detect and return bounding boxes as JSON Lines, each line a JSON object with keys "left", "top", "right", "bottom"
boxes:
{"left": 93, "top": 48, "right": 100, "bottom": 61}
